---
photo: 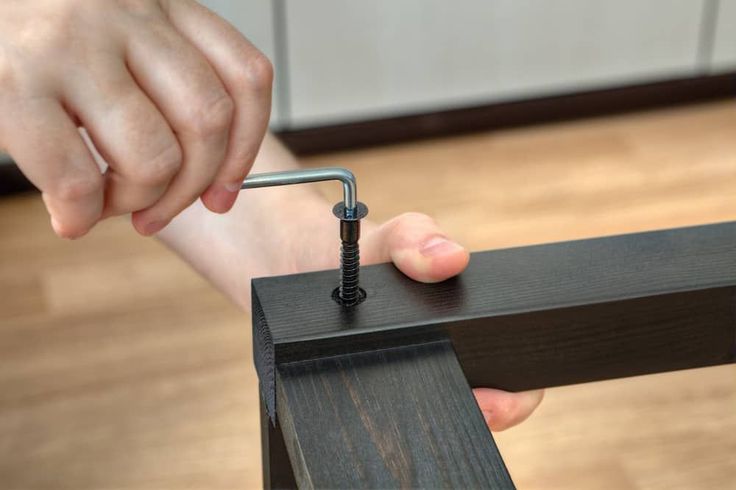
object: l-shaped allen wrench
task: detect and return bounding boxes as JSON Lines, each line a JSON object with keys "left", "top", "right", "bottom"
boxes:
{"left": 241, "top": 168, "right": 369, "bottom": 306}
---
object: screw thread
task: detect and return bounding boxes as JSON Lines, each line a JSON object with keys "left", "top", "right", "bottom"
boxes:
{"left": 339, "top": 240, "right": 361, "bottom": 305}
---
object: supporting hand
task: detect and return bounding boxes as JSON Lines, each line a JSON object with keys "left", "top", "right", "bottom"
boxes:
{"left": 360, "top": 212, "right": 545, "bottom": 431}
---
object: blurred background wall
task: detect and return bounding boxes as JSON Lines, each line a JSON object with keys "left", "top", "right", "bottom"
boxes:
{"left": 3, "top": 0, "right": 735, "bottom": 180}
{"left": 203, "top": 0, "right": 736, "bottom": 129}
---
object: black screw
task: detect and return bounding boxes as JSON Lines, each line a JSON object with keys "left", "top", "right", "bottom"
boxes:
{"left": 241, "top": 168, "right": 369, "bottom": 306}
{"left": 333, "top": 202, "right": 369, "bottom": 306}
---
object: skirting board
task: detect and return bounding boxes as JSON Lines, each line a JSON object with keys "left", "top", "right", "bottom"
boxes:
{"left": 275, "top": 72, "right": 736, "bottom": 155}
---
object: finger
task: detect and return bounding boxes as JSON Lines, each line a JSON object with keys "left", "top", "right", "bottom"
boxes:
{"left": 361, "top": 213, "right": 543, "bottom": 430}
{"left": 473, "top": 388, "right": 545, "bottom": 431}
{"left": 162, "top": 0, "right": 273, "bottom": 213}
{"left": 124, "top": 19, "right": 234, "bottom": 235}
{"left": 361, "top": 212, "right": 470, "bottom": 282}
{"left": 0, "top": 97, "right": 103, "bottom": 238}
{"left": 63, "top": 56, "right": 182, "bottom": 217}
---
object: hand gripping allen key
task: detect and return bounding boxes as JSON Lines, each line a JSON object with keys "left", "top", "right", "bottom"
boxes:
{"left": 241, "top": 168, "right": 369, "bottom": 306}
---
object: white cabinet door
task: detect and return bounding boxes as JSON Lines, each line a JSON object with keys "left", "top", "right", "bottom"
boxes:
{"left": 284, "top": 0, "right": 704, "bottom": 128}
{"left": 197, "top": 1, "right": 283, "bottom": 126}
{"left": 712, "top": 0, "right": 736, "bottom": 72}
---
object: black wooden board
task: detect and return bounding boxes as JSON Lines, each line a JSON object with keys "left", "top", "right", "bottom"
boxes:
{"left": 253, "top": 222, "right": 736, "bottom": 420}
{"left": 273, "top": 340, "right": 514, "bottom": 489}
{"left": 260, "top": 396, "right": 297, "bottom": 490}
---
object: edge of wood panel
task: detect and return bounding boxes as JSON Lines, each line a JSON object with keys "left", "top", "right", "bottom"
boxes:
{"left": 252, "top": 221, "right": 736, "bottom": 421}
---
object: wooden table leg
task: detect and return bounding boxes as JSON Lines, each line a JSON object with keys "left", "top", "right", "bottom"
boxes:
{"left": 261, "top": 394, "right": 297, "bottom": 489}
{"left": 272, "top": 340, "right": 514, "bottom": 489}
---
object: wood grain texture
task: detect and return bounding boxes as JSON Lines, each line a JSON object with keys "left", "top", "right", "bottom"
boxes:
{"left": 260, "top": 399, "right": 297, "bottom": 490}
{"left": 253, "top": 221, "right": 736, "bottom": 420}
{"left": 1, "top": 101, "right": 735, "bottom": 489}
{"left": 273, "top": 340, "right": 514, "bottom": 489}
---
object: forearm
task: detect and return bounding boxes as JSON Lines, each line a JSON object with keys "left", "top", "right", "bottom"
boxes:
{"left": 158, "top": 134, "right": 543, "bottom": 432}
{"left": 159, "top": 133, "right": 339, "bottom": 311}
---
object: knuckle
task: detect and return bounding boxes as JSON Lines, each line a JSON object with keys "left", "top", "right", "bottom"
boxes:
{"left": 22, "top": 13, "right": 75, "bottom": 54}
{"left": 383, "top": 212, "right": 438, "bottom": 236}
{"left": 240, "top": 52, "right": 274, "bottom": 91}
{"left": 53, "top": 173, "right": 103, "bottom": 202}
{"left": 185, "top": 94, "right": 235, "bottom": 138}
{"left": 135, "top": 141, "right": 182, "bottom": 186}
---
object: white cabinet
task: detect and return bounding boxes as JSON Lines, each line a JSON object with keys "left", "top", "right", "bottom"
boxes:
{"left": 284, "top": 0, "right": 705, "bottom": 128}
{"left": 197, "top": 0, "right": 283, "bottom": 126}
{"left": 712, "top": 0, "right": 736, "bottom": 72}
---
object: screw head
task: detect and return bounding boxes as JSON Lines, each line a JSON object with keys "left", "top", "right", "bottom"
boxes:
{"left": 333, "top": 202, "right": 369, "bottom": 221}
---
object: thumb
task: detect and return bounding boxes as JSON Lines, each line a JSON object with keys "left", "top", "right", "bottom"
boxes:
{"left": 362, "top": 212, "right": 544, "bottom": 431}
{"left": 361, "top": 212, "right": 470, "bottom": 283}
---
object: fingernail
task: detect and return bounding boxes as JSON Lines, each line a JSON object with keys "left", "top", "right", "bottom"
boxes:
{"left": 141, "top": 220, "right": 168, "bottom": 236}
{"left": 421, "top": 236, "right": 465, "bottom": 257}
{"left": 207, "top": 183, "right": 240, "bottom": 212}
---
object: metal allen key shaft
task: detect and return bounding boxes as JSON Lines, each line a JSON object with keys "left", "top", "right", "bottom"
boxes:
{"left": 241, "top": 168, "right": 369, "bottom": 306}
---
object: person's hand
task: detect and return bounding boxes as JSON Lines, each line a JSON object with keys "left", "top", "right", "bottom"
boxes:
{"left": 355, "top": 212, "right": 544, "bottom": 431}
{"left": 163, "top": 160, "right": 544, "bottom": 430}
{"left": 0, "top": 0, "right": 272, "bottom": 238}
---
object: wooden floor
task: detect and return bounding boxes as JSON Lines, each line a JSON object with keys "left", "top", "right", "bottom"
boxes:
{"left": 1, "top": 100, "right": 735, "bottom": 489}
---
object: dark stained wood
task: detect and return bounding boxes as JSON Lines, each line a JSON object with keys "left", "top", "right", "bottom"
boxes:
{"left": 276, "top": 73, "right": 736, "bottom": 155}
{"left": 261, "top": 398, "right": 297, "bottom": 490}
{"left": 273, "top": 340, "right": 514, "bottom": 489}
{"left": 253, "top": 221, "right": 736, "bottom": 420}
